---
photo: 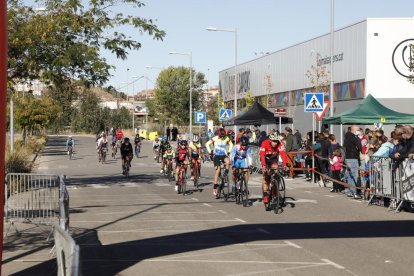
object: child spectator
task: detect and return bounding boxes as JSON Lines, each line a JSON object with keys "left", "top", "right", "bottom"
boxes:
{"left": 330, "top": 148, "right": 344, "bottom": 192}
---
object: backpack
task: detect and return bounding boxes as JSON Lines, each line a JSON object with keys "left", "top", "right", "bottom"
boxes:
{"left": 68, "top": 140, "right": 73, "bottom": 146}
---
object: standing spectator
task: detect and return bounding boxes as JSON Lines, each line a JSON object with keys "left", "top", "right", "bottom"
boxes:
{"left": 166, "top": 126, "right": 171, "bottom": 141}
{"left": 236, "top": 128, "right": 245, "bottom": 144}
{"left": 284, "top": 127, "right": 298, "bottom": 178}
{"left": 330, "top": 148, "right": 344, "bottom": 192}
{"left": 258, "top": 131, "right": 267, "bottom": 146}
{"left": 343, "top": 125, "right": 362, "bottom": 199}
{"left": 172, "top": 126, "right": 178, "bottom": 141}
{"left": 395, "top": 125, "right": 414, "bottom": 160}
{"left": 294, "top": 129, "right": 302, "bottom": 146}
{"left": 207, "top": 129, "right": 214, "bottom": 139}
{"left": 316, "top": 132, "right": 331, "bottom": 186}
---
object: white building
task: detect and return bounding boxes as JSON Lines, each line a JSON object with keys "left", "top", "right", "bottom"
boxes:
{"left": 219, "top": 18, "right": 414, "bottom": 133}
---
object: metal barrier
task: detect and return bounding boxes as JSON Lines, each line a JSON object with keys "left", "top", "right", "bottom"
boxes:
{"left": 368, "top": 157, "right": 405, "bottom": 212}
{"left": 53, "top": 223, "right": 80, "bottom": 276}
{"left": 4, "top": 173, "right": 69, "bottom": 235}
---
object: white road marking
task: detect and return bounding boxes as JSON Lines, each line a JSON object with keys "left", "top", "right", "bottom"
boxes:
{"left": 324, "top": 195, "right": 336, "bottom": 198}
{"left": 218, "top": 210, "right": 227, "bottom": 214}
{"left": 286, "top": 199, "right": 317, "bottom": 204}
{"left": 304, "top": 191, "right": 313, "bottom": 193}
{"left": 203, "top": 203, "right": 212, "bottom": 207}
{"left": 256, "top": 227, "right": 270, "bottom": 234}
{"left": 284, "top": 240, "right": 302, "bottom": 248}
{"left": 321, "top": 258, "right": 345, "bottom": 269}
{"left": 191, "top": 198, "right": 199, "bottom": 201}
{"left": 234, "top": 218, "right": 246, "bottom": 223}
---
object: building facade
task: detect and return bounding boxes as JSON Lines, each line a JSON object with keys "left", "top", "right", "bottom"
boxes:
{"left": 219, "top": 18, "right": 414, "bottom": 134}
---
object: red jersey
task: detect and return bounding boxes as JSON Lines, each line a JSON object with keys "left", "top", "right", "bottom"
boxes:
{"left": 176, "top": 148, "right": 188, "bottom": 162}
{"left": 116, "top": 131, "right": 124, "bottom": 140}
{"left": 260, "top": 139, "right": 281, "bottom": 166}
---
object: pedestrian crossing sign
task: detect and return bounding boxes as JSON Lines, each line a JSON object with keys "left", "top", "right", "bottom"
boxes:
{"left": 219, "top": 109, "right": 232, "bottom": 121}
{"left": 304, "top": 93, "right": 324, "bottom": 112}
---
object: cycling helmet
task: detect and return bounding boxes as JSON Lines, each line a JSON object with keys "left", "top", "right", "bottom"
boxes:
{"left": 192, "top": 135, "right": 199, "bottom": 143}
{"left": 218, "top": 128, "right": 226, "bottom": 137}
{"left": 268, "top": 132, "right": 280, "bottom": 141}
{"left": 124, "top": 137, "right": 130, "bottom": 143}
{"left": 239, "top": 136, "right": 249, "bottom": 146}
{"left": 180, "top": 140, "right": 188, "bottom": 146}
{"left": 227, "top": 129, "right": 234, "bottom": 135}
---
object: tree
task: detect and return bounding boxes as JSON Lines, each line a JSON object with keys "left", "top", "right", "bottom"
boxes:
{"left": 207, "top": 91, "right": 225, "bottom": 126}
{"left": 306, "top": 52, "right": 330, "bottom": 93}
{"left": 14, "top": 95, "right": 61, "bottom": 138}
{"left": 243, "top": 91, "right": 255, "bottom": 111}
{"left": 150, "top": 66, "right": 206, "bottom": 125}
{"left": 8, "top": 0, "right": 166, "bottom": 87}
{"left": 72, "top": 90, "right": 101, "bottom": 133}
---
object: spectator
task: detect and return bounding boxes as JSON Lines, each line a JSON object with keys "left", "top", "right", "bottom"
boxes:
{"left": 284, "top": 127, "right": 298, "bottom": 178}
{"left": 236, "top": 128, "right": 245, "bottom": 144}
{"left": 294, "top": 129, "right": 302, "bottom": 146}
{"left": 328, "top": 134, "right": 342, "bottom": 158}
{"left": 330, "top": 148, "right": 344, "bottom": 193}
{"left": 316, "top": 132, "right": 331, "bottom": 186}
{"left": 343, "top": 125, "right": 362, "bottom": 199}
{"left": 258, "top": 131, "right": 267, "bottom": 146}
{"left": 372, "top": 135, "right": 393, "bottom": 158}
{"left": 166, "top": 127, "right": 171, "bottom": 141}
{"left": 207, "top": 129, "right": 214, "bottom": 139}
{"left": 304, "top": 132, "right": 314, "bottom": 180}
{"left": 395, "top": 125, "right": 414, "bottom": 160}
{"left": 172, "top": 126, "right": 178, "bottom": 141}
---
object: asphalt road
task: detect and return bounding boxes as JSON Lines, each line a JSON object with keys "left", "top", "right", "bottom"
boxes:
{"left": 5, "top": 135, "right": 414, "bottom": 275}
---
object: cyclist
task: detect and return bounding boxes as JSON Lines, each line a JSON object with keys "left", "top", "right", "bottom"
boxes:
{"left": 134, "top": 133, "right": 142, "bottom": 157}
{"left": 230, "top": 136, "right": 252, "bottom": 193}
{"left": 97, "top": 133, "right": 109, "bottom": 162}
{"left": 152, "top": 137, "right": 161, "bottom": 160}
{"left": 189, "top": 135, "right": 202, "bottom": 181}
{"left": 66, "top": 136, "right": 75, "bottom": 154}
{"left": 205, "top": 128, "right": 234, "bottom": 196}
{"left": 159, "top": 136, "right": 170, "bottom": 160}
{"left": 174, "top": 140, "right": 190, "bottom": 192}
{"left": 116, "top": 127, "right": 124, "bottom": 141}
{"left": 160, "top": 144, "right": 175, "bottom": 174}
{"left": 120, "top": 137, "right": 133, "bottom": 175}
{"left": 260, "top": 132, "right": 282, "bottom": 204}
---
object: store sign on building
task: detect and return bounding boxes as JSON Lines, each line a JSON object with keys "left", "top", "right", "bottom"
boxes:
{"left": 222, "top": 70, "right": 251, "bottom": 101}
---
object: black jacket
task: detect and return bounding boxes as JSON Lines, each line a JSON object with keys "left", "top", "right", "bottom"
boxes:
{"left": 120, "top": 143, "right": 133, "bottom": 156}
{"left": 398, "top": 134, "right": 414, "bottom": 160}
{"left": 343, "top": 132, "right": 362, "bottom": 159}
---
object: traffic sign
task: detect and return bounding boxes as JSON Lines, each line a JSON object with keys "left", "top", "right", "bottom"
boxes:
{"left": 274, "top": 108, "right": 287, "bottom": 117}
{"left": 315, "top": 101, "right": 330, "bottom": 121}
{"left": 304, "top": 93, "right": 324, "bottom": 112}
{"left": 194, "top": 111, "right": 206, "bottom": 123}
{"left": 219, "top": 109, "right": 233, "bottom": 121}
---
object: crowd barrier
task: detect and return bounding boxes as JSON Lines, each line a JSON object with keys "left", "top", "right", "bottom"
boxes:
{"left": 4, "top": 173, "right": 69, "bottom": 235}
{"left": 369, "top": 157, "right": 414, "bottom": 212}
{"left": 53, "top": 223, "right": 80, "bottom": 276}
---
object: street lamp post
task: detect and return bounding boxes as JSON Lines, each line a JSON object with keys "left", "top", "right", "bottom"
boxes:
{"left": 169, "top": 51, "right": 193, "bottom": 139}
{"left": 206, "top": 27, "right": 237, "bottom": 133}
{"left": 329, "top": 0, "right": 335, "bottom": 133}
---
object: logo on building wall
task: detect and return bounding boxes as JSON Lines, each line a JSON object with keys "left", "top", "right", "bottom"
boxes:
{"left": 222, "top": 70, "right": 251, "bottom": 101}
{"left": 392, "top": 39, "right": 414, "bottom": 79}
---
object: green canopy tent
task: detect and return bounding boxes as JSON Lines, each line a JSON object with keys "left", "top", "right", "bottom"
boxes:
{"left": 322, "top": 94, "right": 414, "bottom": 125}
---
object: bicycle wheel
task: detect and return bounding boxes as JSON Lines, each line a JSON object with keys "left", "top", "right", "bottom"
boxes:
{"left": 278, "top": 176, "right": 286, "bottom": 207}
{"left": 69, "top": 148, "right": 73, "bottom": 160}
{"left": 193, "top": 163, "right": 199, "bottom": 188}
{"left": 216, "top": 175, "right": 222, "bottom": 199}
{"left": 240, "top": 177, "right": 249, "bottom": 207}
{"left": 124, "top": 160, "right": 130, "bottom": 178}
{"left": 168, "top": 163, "right": 174, "bottom": 182}
{"left": 272, "top": 176, "right": 281, "bottom": 214}
{"left": 181, "top": 169, "right": 187, "bottom": 196}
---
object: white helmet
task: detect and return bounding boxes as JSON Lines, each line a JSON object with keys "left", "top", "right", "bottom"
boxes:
{"left": 268, "top": 132, "right": 281, "bottom": 141}
{"left": 192, "top": 135, "right": 199, "bottom": 142}
{"left": 69, "top": 135, "right": 72, "bottom": 139}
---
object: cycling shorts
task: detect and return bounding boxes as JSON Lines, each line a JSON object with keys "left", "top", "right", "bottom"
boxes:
{"left": 214, "top": 155, "right": 227, "bottom": 167}
{"left": 233, "top": 158, "right": 249, "bottom": 169}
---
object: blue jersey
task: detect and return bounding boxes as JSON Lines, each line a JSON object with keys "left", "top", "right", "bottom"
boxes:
{"left": 230, "top": 144, "right": 252, "bottom": 168}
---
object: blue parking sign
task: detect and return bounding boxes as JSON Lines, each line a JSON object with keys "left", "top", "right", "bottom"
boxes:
{"left": 195, "top": 112, "right": 206, "bottom": 123}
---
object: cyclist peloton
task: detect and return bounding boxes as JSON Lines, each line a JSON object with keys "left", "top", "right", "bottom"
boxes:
{"left": 66, "top": 136, "right": 75, "bottom": 154}
{"left": 260, "top": 132, "right": 282, "bottom": 204}
{"left": 205, "top": 128, "right": 234, "bottom": 196}
{"left": 189, "top": 135, "right": 202, "bottom": 181}
{"left": 120, "top": 137, "right": 133, "bottom": 175}
{"left": 152, "top": 137, "right": 161, "bottom": 160}
{"left": 230, "top": 136, "right": 252, "bottom": 193}
{"left": 174, "top": 140, "right": 190, "bottom": 192}
{"left": 160, "top": 144, "right": 175, "bottom": 174}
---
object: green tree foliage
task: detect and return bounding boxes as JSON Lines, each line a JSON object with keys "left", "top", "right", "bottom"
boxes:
{"left": 150, "top": 66, "right": 206, "bottom": 125}
{"left": 306, "top": 52, "right": 330, "bottom": 93}
{"left": 73, "top": 90, "right": 102, "bottom": 132}
{"left": 8, "top": 0, "right": 166, "bottom": 87}
{"left": 14, "top": 95, "right": 61, "bottom": 136}
{"left": 207, "top": 92, "right": 224, "bottom": 126}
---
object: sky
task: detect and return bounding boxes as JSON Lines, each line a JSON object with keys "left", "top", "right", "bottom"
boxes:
{"left": 103, "top": 0, "right": 414, "bottom": 95}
